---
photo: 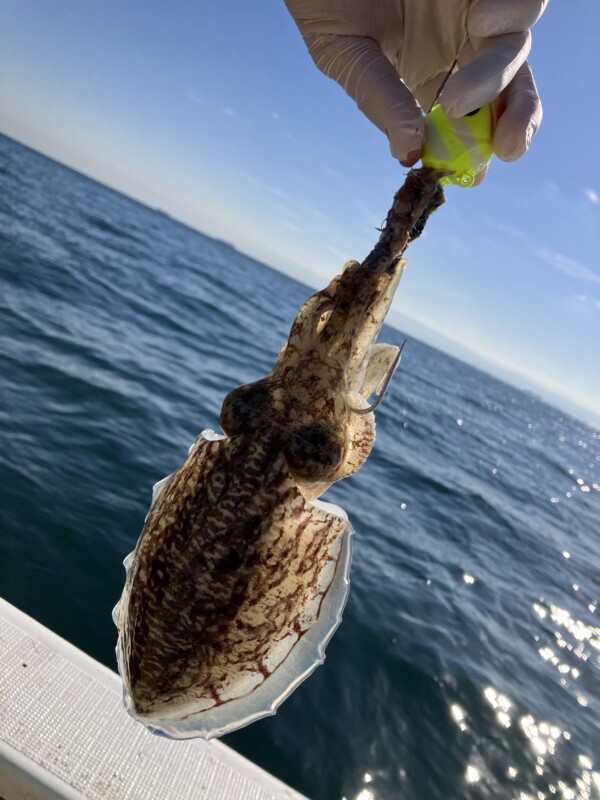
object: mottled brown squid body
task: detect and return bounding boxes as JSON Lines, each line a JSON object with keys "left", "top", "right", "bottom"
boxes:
{"left": 118, "top": 431, "right": 346, "bottom": 719}
{"left": 114, "top": 168, "right": 444, "bottom": 738}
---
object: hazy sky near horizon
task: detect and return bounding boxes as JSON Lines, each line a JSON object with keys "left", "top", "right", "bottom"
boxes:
{"left": 1, "top": 1, "right": 599, "bottom": 424}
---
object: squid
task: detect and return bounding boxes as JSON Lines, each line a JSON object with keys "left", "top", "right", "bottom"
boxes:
{"left": 113, "top": 168, "right": 444, "bottom": 739}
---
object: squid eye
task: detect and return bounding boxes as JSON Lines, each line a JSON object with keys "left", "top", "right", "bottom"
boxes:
{"left": 284, "top": 423, "right": 344, "bottom": 483}
{"left": 220, "top": 380, "right": 271, "bottom": 436}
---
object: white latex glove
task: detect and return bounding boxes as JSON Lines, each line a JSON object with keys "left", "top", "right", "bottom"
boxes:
{"left": 284, "top": 0, "right": 547, "bottom": 167}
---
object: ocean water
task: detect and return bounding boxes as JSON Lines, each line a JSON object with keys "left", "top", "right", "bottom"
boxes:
{"left": 0, "top": 132, "right": 598, "bottom": 800}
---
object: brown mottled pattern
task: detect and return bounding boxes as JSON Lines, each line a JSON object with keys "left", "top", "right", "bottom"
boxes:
{"left": 122, "top": 431, "right": 346, "bottom": 715}
{"left": 115, "top": 168, "right": 444, "bottom": 728}
{"left": 219, "top": 259, "right": 404, "bottom": 496}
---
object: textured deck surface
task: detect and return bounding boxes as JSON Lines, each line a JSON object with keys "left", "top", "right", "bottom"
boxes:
{"left": 0, "top": 598, "right": 306, "bottom": 800}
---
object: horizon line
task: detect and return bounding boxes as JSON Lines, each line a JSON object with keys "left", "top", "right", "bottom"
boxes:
{"left": 2, "top": 129, "right": 598, "bottom": 431}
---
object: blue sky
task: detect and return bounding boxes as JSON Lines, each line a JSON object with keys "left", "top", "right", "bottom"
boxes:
{"left": 1, "top": 1, "right": 599, "bottom": 425}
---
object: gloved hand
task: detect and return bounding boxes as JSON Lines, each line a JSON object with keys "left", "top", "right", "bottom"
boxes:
{"left": 285, "top": 0, "right": 547, "bottom": 168}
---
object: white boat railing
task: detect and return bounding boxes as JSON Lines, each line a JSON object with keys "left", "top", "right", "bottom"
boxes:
{"left": 0, "top": 597, "right": 308, "bottom": 800}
